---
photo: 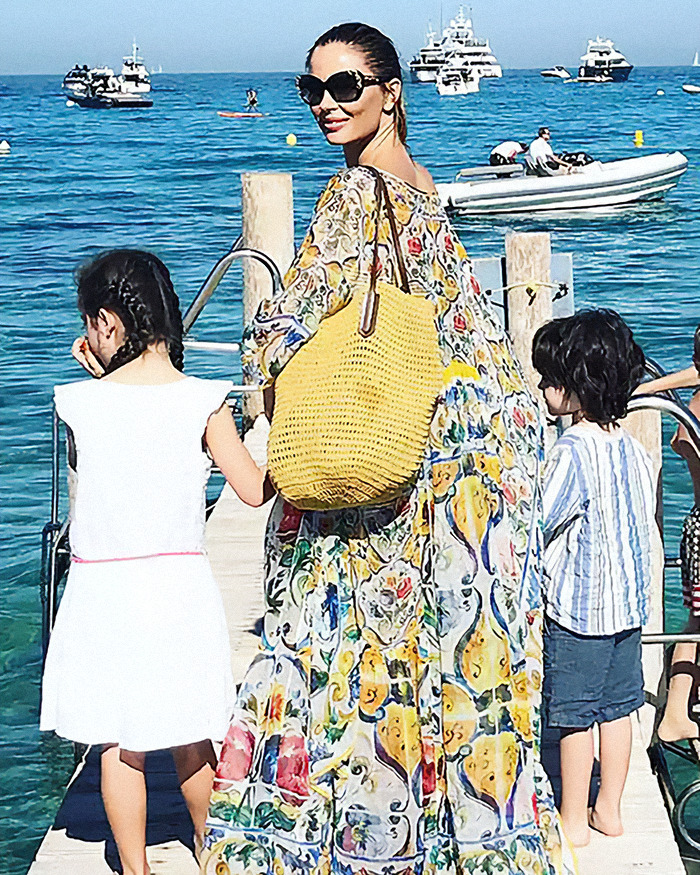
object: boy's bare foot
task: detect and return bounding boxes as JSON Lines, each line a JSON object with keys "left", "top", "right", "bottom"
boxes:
{"left": 562, "top": 819, "right": 591, "bottom": 847}
{"left": 657, "top": 715, "right": 700, "bottom": 743}
{"left": 589, "top": 805, "right": 624, "bottom": 838}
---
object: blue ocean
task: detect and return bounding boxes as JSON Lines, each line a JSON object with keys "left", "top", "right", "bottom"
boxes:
{"left": 1, "top": 68, "right": 699, "bottom": 873}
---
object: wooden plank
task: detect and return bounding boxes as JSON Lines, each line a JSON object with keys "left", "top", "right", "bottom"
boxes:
{"left": 575, "top": 709, "right": 685, "bottom": 874}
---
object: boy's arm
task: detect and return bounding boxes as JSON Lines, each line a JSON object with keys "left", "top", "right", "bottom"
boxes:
{"left": 671, "top": 390, "right": 700, "bottom": 462}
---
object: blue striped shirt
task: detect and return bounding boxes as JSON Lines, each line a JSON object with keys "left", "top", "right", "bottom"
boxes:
{"left": 542, "top": 423, "right": 657, "bottom": 636}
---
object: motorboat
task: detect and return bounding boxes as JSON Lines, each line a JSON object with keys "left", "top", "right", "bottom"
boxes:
{"left": 62, "top": 65, "right": 92, "bottom": 95}
{"left": 436, "top": 60, "right": 480, "bottom": 96}
{"left": 437, "top": 152, "right": 688, "bottom": 215}
{"left": 409, "top": 26, "right": 443, "bottom": 82}
{"left": 410, "top": 7, "right": 501, "bottom": 83}
{"left": 62, "top": 65, "right": 116, "bottom": 96}
{"left": 120, "top": 42, "right": 151, "bottom": 93}
{"left": 682, "top": 83, "right": 700, "bottom": 94}
{"left": 578, "top": 37, "right": 633, "bottom": 81}
{"left": 67, "top": 91, "right": 153, "bottom": 109}
{"left": 541, "top": 66, "right": 570, "bottom": 79}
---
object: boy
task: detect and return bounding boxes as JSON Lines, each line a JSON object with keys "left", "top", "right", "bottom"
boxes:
{"left": 532, "top": 309, "right": 658, "bottom": 847}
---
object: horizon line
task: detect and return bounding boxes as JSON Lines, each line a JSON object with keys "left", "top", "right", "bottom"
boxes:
{"left": 1, "top": 64, "right": 694, "bottom": 77}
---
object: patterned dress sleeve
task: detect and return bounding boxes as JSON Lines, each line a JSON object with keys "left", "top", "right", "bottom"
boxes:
{"left": 241, "top": 169, "right": 373, "bottom": 388}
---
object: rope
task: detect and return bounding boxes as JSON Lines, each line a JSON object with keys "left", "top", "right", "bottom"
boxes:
{"left": 481, "top": 280, "right": 571, "bottom": 307}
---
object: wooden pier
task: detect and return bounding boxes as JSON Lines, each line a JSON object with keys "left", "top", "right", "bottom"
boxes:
{"left": 26, "top": 426, "right": 688, "bottom": 873}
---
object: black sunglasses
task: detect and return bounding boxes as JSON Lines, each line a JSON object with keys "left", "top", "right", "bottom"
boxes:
{"left": 296, "top": 70, "right": 383, "bottom": 107}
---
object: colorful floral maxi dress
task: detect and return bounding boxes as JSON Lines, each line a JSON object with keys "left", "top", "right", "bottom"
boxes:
{"left": 202, "top": 166, "right": 576, "bottom": 875}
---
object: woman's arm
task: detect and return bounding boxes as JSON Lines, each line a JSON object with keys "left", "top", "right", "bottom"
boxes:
{"left": 204, "top": 404, "right": 274, "bottom": 507}
{"left": 635, "top": 366, "right": 700, "bottom": 395}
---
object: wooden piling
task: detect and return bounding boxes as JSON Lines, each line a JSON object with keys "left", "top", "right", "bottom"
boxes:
{"left": 504, "top": 231, "right": 553, "bottom": 397}
{"left": 241, "top": 172, "right": 295, "bottom": 419}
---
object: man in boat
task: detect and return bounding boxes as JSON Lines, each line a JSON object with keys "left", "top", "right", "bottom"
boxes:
{"left": 527, "top": 127, "right": 574, "bottom": 175}
{"left": 245, "top": 89, "right": 259, "bottom": 110}
{"left": 489, "top": 140, "right": 528, "bottom": 166}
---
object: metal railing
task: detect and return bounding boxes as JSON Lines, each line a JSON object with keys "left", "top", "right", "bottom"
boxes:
{"left": 182, "top": 235, "right": 282, "bottom": 335}
{"left": 627, "top": 393, "right": 700, "bottom": 854}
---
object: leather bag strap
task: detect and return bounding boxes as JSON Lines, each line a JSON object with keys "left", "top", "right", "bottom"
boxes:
{"left": 359, "top": 165, "right": 411, "bottom": 337}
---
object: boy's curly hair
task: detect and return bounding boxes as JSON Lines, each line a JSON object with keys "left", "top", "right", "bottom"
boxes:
{"left": 532, "top": 308, "right": 646, "bottom": 426}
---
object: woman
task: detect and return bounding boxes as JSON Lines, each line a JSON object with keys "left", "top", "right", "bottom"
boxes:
{"left": 202, "top": 23, "right": 575, "bottom": 875}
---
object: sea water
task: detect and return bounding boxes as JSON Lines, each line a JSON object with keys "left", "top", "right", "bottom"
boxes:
{"left": 1, "top": 68, "right": 699, "bottom": 873}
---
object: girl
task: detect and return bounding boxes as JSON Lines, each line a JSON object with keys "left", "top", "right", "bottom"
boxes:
{"left": 533, "top": 309, "right": 658, "bottom": 847}
{"left": 202, "top": 22, "right": 575, "bottom": 875}
{"left": 642, "top": 326, "right": 700, "bottom": 741}
{"left": 40, "top": 249, "right": 270, "bottom": 875}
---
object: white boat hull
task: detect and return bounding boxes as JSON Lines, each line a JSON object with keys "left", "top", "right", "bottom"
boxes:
{"left": 437, "top": 81, "right": 479, "bottom": 95}
{"left": 119, "top": 80, "right": 151, "bottom": 94}
{"left": 412, "top": 68, "right": 438, "bottom": 82}
{"left": 438, "top": 152, "right": 688, "bottom": 215}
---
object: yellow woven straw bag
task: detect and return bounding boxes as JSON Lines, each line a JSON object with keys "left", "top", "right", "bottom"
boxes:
{"left": 267, "top": 168, "right": 443, "bottom": 510}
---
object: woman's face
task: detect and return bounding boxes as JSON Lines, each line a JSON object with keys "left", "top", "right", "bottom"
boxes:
{"left": 307, "top": 42, "right": 396, "bottom": 146}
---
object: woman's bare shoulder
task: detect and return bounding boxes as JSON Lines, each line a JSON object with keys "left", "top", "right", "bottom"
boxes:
{"left": 413, "top": 163, "right": 438, "bottom": 194}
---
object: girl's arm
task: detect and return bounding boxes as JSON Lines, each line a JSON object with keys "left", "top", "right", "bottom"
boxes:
{"left": 635, "top": 366, "right": 700, "bottom": 395}
{"left": 71, "top": 336, "right": 105, "bottom": 378}
{"left": 204, "top": 404, "right": 274, "bottom": 507}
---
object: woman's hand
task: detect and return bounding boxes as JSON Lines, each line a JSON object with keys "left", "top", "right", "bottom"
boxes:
{"left": 71, "top": 337, "right": 105, "bottom": 378}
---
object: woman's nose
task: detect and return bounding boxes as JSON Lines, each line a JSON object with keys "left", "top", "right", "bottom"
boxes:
{"left": 317, "top": 89, "right": 339, "bottom": 111}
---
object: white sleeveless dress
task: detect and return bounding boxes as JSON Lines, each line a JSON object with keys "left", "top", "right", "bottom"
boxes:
{"left": 40, "top": 376, "right": 236, "bottom": 751}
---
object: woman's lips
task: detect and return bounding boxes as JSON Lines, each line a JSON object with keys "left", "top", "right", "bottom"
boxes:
{"left": 321, "top": 117, "right": 348, "bottom": 132}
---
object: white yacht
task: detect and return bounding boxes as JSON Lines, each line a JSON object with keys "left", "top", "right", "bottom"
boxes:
{"left": 409, "top": 26, "right": 443, "bottom": 82}
{"left": 578, "top": 37, "right": 633, "bottom": 82}
{"left": 410, "top": 7, "right": 502, "bottom": 83}
{"left": 540, "top": 65, "right": 570, "bottom": 80}
{"left": 120, "top": 42, "right": 151, "bottom": 93}
{"left": 436, "top": 60, "right": 480, "bottom": 96}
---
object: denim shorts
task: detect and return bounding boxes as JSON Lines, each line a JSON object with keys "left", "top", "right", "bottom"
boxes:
{"left": 543, "top": 616, "right": 644, "bottom": 729}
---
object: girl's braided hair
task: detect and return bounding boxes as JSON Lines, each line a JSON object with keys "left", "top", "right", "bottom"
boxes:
{"left": 76, "top": 249, "right": 184, "bottom": 375}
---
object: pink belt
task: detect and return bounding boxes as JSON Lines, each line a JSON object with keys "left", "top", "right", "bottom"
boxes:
{"left": 71, "top": 551, "right": 204, "bottom": 564}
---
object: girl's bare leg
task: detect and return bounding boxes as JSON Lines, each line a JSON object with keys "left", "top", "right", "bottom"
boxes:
{"left": 171, "top": 740, "right": 217, "bottom": 848}
{"left": 559, "top": 727, "right": 594, "bottom": 847}
{"left": 100, "top": 745, "right": 149, "bottom": 875}
{"left": 589, "top": 715, "right": 631, "bottom": 837}
{"left": 658, "top": 614, "right": 700, "bottom": 742}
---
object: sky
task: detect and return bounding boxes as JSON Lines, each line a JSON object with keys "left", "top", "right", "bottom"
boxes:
{"left": 1, "top": 0, "right": 699, "bottom": 75}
